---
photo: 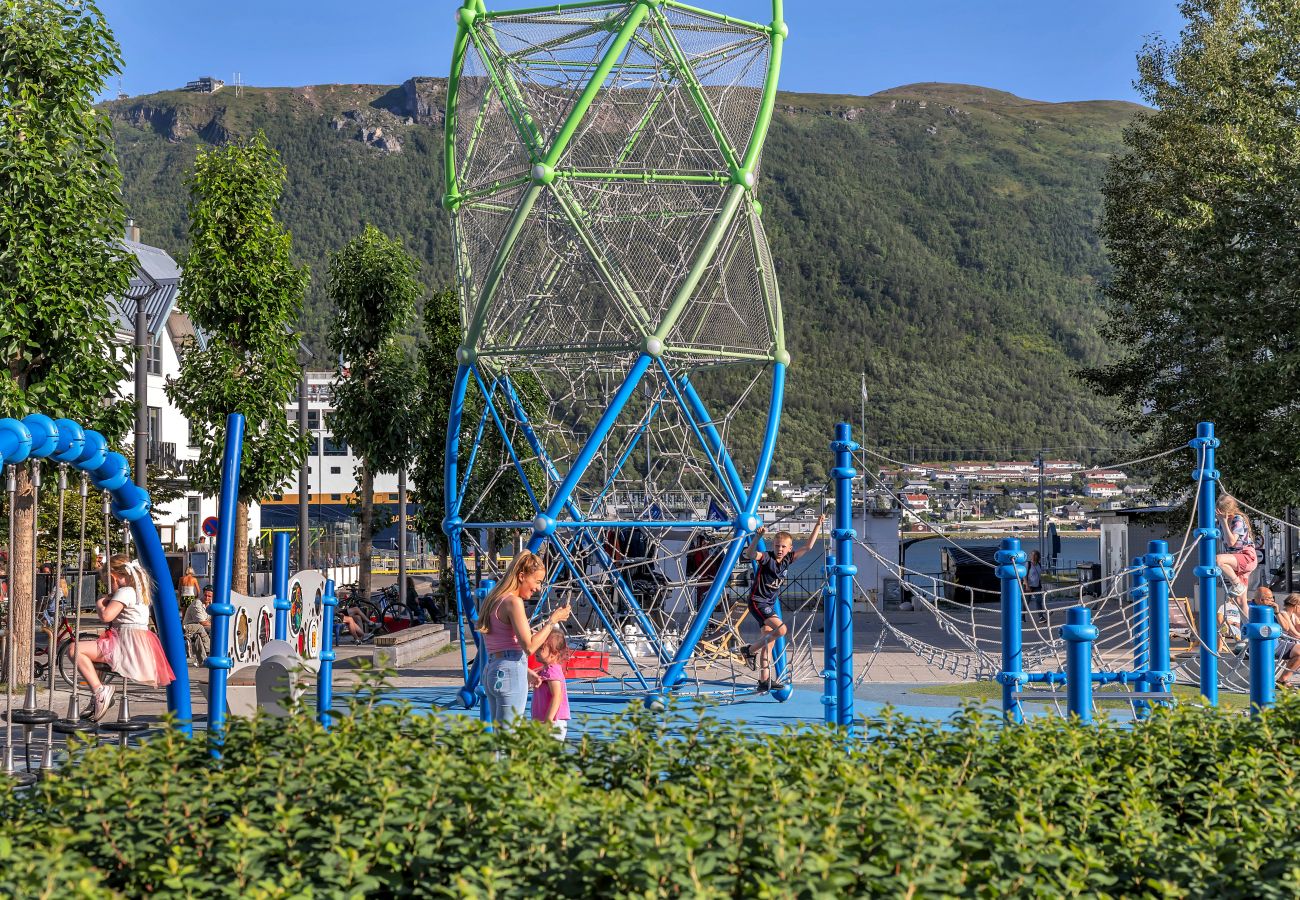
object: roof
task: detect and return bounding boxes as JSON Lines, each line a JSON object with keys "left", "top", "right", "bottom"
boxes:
{"left": 109, "top": 239, "right": 183, "bottom": 341}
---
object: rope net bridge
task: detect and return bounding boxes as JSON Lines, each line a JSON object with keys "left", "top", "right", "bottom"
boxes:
{"left": 443, "top": 0, "right": 796, "bottom": 705}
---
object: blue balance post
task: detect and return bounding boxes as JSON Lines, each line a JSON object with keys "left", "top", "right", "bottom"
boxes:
{"left": 1190, "top": 421, "right": 1220, "bottom": 706}
{"left": 272, "top": 531, "right": 291, "bottom": 641}
{"left": 1246, "top": 604, "right": 1278, "bottom": 715}
{"left": 471, "top": 580, "right": 495, "bottom": 720}
{"left": 822, "top": 552, "right": 838, "bottom": 725}
{"left": 1143, "top": 540, "right": 1175, "bottom": 701}
{"left": 318, "top": 578, "right": 338, "bottom": 727}
{"left": 830, "top": 422, "right": 858, "bottom": 729}
{"left": 1129, "top": 558, "right": 1151, "bottom": 718}
{"left": 1062, "top": 606, "right": 1098, "bottom": 723}
{"left": 206, "top": 413, "right": 245, "bottom": 751}
{"left": 995, "top": 538, "right": 1027, "bottom": 723}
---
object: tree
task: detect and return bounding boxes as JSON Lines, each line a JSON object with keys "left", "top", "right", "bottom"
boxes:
{"left": 0, "top": 0, "right": 135, "bottom": 684}
{"left": 1085, "top": 0, "right": 1300, "bottom": 509}
{"left": 165, "top": 133, "right": 309, "bottom": 591}
{"left": 327, "top": 225, "right": 423, "bottom": 605}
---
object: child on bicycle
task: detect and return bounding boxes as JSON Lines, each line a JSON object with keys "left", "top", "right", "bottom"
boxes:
{"left": 530, "top": 628, "right": 572, "bottom": 741}
{"left": 741, "top": 516, "right": 824, "bottom": 694}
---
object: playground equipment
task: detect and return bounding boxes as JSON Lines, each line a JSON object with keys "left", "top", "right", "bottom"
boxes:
{"left": 442, "top": 0, "right": 793, "bottom": 706}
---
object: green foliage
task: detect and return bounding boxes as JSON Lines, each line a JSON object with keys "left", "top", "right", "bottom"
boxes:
{"left": 164, "top": 133, "right": 310, "bottom": 505}
{"left": 8, "top": 692, "right": 1300, "bottom": 896}
{"left": 1085, "top": 0, "right": 1300, "bottom": 508}
{"left": 0, "top": 0, "right": 133, "bottom": 435}
{"left": 106, "top": 81, "right": 1141, "bottom": 479}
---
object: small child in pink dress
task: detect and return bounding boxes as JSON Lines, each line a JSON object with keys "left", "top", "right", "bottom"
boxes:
{"left": 70, "top": 553, "right": 176, "bottom": 721}
{"left": 530, "top": 629, "right": 571, "bottom": 741}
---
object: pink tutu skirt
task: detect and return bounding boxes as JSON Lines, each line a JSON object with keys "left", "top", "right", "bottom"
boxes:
{"left": 97, "top": 627, "right": 176, "bottom": 687}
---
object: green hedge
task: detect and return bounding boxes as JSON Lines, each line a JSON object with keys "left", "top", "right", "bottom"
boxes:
{"left": 5, "top": 684, "right": 1300, "bottom": 898}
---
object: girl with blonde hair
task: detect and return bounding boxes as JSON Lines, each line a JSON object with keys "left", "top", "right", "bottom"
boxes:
{"left": 1216, "top": 494, "right": 1257, "bottom": 599}
{"left": 478, "top": 550, "right": 571, "bottom": 724}
{"left": 70, "top": 554, "right": 176, "bottom": 721}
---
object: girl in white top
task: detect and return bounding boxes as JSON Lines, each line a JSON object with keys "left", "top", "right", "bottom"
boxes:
{"left": 71, "top": 553, "right": 176, "bottom": 721}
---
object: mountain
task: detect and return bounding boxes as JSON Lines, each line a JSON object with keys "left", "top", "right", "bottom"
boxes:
{"left": 104, "top": 79, "right": 1143, "bottom": 480}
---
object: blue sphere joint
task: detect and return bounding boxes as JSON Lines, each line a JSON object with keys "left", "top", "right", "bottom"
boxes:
{"left": 441, "top": 515, "right": 463, "bottom": 536}
{"left": 830, "top": 465, "right": 857, "bottom": 480}
{"left": 92, "top": 451, "right": 130, "bottom": 492}
{"left": 0, "top": 418, "right": 32, "bottom": 465}
{"left": 458, "top": 687, "right": 478, "bottom": 709}
{"left": 111, "top": 484, "right": 152, "bottom": 523}
{"left": 644, "top": 692, "right": 667, "bottom": 712}
{"left": 22, "top": 414, "right": 58, "bottom": 457}
{"left": 995, "top": 563, "right": 1026, "bottom": 579}
{"left": 75, "top": 430, "right": 108, "bottom": 471}
{"left": 51, "top": 419, "right": 86, "bottom": 462}
{"left": 735, "top": 513, "right": 761, "bottom": 535}
{"left": 532, "top": 514, "right": 556, "bottom": 537}
{"left": 1062, "top": 623, "right": 1098, "bottom": 644}
{"left": 772, "top": 683, "right": 793, "bottom": 702}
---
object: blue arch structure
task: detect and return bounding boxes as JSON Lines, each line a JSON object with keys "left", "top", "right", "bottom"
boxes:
{"left": 0, "top": 414, "right": 192, "bottom": 734}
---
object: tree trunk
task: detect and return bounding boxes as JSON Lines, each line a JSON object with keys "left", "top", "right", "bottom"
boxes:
{"left": 8, "top": 465, "right": 36, "bottom": 687}
{"left": 359, "top": 464, "right": 374, "bottom": 604}
{"left": 233, "top": 499, "right": 250, "bottom": 595}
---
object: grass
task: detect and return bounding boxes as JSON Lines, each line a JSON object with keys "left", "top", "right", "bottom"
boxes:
{"left": 914, "top": 680, "right": 1255, "bottom": 712}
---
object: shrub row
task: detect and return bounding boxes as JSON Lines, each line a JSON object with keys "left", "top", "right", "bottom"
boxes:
{"left": 4, "top": 682, "right": 1300, "bottom": 898}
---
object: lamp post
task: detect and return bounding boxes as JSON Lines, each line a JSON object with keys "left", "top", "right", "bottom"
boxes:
{"left": 296, "top": 347, "right": 312, "bottom": 571}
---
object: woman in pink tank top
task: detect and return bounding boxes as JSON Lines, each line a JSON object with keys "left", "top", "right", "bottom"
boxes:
{"left": 478, "top": 551, "right": 571, "bottom": 724}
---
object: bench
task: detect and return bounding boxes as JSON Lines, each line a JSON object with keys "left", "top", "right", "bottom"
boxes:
{"left": 373, "top": 623, "right": 450, "bottom": 668}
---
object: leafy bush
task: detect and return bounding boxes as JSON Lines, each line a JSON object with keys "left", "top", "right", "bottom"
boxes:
{"left": 5, "top": 683, "right": 1300, "bottom": 898}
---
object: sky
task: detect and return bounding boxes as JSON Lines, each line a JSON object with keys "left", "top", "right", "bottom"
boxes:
{"left": 98, "top": 0, "right": 1187, "bottom": 105}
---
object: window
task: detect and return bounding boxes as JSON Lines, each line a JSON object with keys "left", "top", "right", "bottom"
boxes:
{"left": 307, "top": 409, "right": 321, "bottom": 432}
{"left": 147, "top": 406, "right": 162, "bottom": 443}
{"left": 187, "top": 496, "right": 201, "bottom": 547}
{"left": 329, "top": 466, "right": 341, "bottom": 475}
{"left": 330, "top": 493, "right": 341, "bottom": 501}
{"left": 322, "top": 414, "right": 347, "bottom": 456}
{"left": 147, "top": 339, "right": 163, "bottom": 375}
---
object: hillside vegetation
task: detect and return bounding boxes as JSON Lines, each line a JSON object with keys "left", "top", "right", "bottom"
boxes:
{"left": 105, "top": 79, "right": 1142, "bottom": 479}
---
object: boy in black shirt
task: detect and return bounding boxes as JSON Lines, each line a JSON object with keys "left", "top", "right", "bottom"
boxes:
{"left": 742, "top": 515, "right": 824, "bottom": 692}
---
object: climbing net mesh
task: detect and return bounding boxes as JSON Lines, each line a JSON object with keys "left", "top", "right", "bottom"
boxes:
{"left": 451, "top": 3, "right": 781, "bottom": 365}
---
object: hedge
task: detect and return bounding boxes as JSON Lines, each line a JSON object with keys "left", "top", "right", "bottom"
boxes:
{"left": 4, "top": 678, "right": 1300, "bottom": 898}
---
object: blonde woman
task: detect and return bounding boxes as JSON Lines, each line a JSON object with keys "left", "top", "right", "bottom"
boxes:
{"left": 1216, "top": 495, "right": 1257, "bottom": 598}
{"left": 71, "top": 554, "right": 176, "bottom": 721}
{"left": 478, "top": 551, "right": 571, "bottom": 724}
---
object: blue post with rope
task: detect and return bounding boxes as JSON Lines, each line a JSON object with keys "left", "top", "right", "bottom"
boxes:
{"left": 272, "top": 531, "right": 291, "bottom": 641}
{"left": 474, "top": 579, "right": 494, "bottom": 722}
{"left": 821, "top": 552, "right": 837, "bottom": 725}
{"left": 1143, "top": 539, "right": 1175, "bottom": 703}
{"left": 1190, "top": 421, "right": 1220, "bottom": 706}
{"left": 1246, "top": 603, "right": 1278, "bottom": 715}
{"left": 1062, "top": 606, "right": 1098, "bottom": 723}
{"left": 206, "top": 413, "right": 245, "bottom": 751}
{"left": 318, "top": 577, "right": 337, "bottom": 728}
{"left": 1129, "top": 558, "right": 1151, "bottom": 718}
{"left": 830, "top": 422, "right": 858, "bottom": 729}
{"left": 996, "top": 537, "right": 1027, "bottom": 723}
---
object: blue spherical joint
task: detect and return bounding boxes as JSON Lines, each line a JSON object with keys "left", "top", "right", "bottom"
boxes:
{"left": 1193, "top": 565, "right": 1219, "bottom": 579}
{"left": 51, "top": 419, "right": 86, "bottom": 463}
{"left": 734, "top": 513, "right": 761, "bottom": 536}
{"left": 458, "top": 686, "right": 479, "bottom": 709}
{"left": 1245, "top": 621, "right": 1276, "bottom": 641}
{"left": 1190, "top": 467, "right": 1220, "bottom": 482}
{"left": 644, "top": 692, "right": 668, "bottom": 713}
{"left": 994, "top": 548, "right": 1026, "bottom": 566}
{"left": 1142, "top": 553, "right": 1174, "bottom": 578}
{"left": 531, "top": 514, "right": 556, "bottom": 537}
{"left": 994, "top": 562, "right": 1026, "bottom": 580}
{"left": 1193, "top": 526, "right": 1220, "bottom": 540}
{"left": 111, "top": 484, "right": 152, "bottom": 523}
{"left": 21, "top": 414, "right": 58, "bottom": 457}
{"left": 1061, "top": 612, "right": 1098, "bottom": 645}
{"left": 75, "top": 430, "right": 109, "bottom": 471}
{"left": 0, "top": 418, "right": 32, "bottom": 465}
{"left": 441, "top": 515, "right": 463, "bottom": 536}
{"left": 830, "top": 465, "right": 857, "bottom": 480}
{"left": 996, "top": 670, "right": 1028, "bottom": 686}
{"left": 828, "top": 562, "right": 858, "bottom": 578}
{"left": 830, "top": 527, "right": 856, "bottom": 543}
{"left": 92, "top": 451, "right": 131, "bottom": 492}
{"left": 772, "top": 683, "right": 793, "bottom": 702}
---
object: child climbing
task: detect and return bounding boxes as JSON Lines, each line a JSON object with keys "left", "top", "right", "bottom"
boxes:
{"left": 530, "top": 628, "right": 572, "bottom": 741}
{"left": 70, "top": 554, "right": 176, "bottom": 721}
{"left": 1216, "top": 494, "right": 1257, "bottom": 599}
{"left": 742, "top": 515, "right": 825, "bottom": 694}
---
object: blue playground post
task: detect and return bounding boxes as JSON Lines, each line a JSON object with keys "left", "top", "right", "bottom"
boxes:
{"left": 822, "top": 552, "right": 837, "bottom": 725}
{"left": 1062, "top": 606, "right": 1098, "bottom": 723}
{"left": 318, "top": 578, "right": 337, "bottom": 728}
{"left": 206, "top": 413, "right": 245, "bottom": 747}
{"left": 1246, "top": 604, "right": 1278, "bottom": 715}
{"left": 474, "top": 580, "right": 495, "bottom": 721}
{"left": 1129, "top": 558, "right": 1151, "bottom": 718}
{"left": 1142, "top": 540, "right": 1175, "bottom": 701}
{"left": 272, "top": 531, "right": 291, "bottom": 641}
{"left": 830, "top": 422, "right": 858, "bottom": 729}
{"left": 996, "top": 538, "right": 1028, "bottom": 723}
{"left": 1190, "top": 421, "right": 1220, "bottom": 706}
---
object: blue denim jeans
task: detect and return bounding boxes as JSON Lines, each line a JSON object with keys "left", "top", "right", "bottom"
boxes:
{"left": 484, "top": 650, "right": 527, "bottom": 725}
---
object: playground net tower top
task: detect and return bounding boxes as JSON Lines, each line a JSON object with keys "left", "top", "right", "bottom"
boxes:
{"left": 445, "top": 0, "right": 788, "bottom": 371}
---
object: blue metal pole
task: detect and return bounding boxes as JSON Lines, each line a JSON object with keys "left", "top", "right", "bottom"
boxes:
{"left": 1190, "top": 421, "right": 1220, "bottom": 706}
{"left": 272, "top": 531, "right": 291, "bottom": 641}
{"left": 1129, "top": 558, "right": 1150, "bottom": 718}
{"left": 318, "top": 577, "right": 337, "bottom": 727}
{"left": 1143, "top": 540, "right": 1174, "bottom": 701}
{"left": 474, "top": 579, "right": 494, "bottom": 722}
{"left": 822, "top": 552, "right": 837, "bottom": 725}
{"left": 831, "top": 422, "right": 858, "bottom": 729}
{"left": 1062, "top": 606, "right": 1098, "bottom": 723}
{"left": 206, "top": 413, "right": 245, "bottom": 747}
{"left": 1246, "top": 603, "right": 1278, "bottom": 715}
{"left": 996, "top": 537, "right": 1027, "bottom": 723}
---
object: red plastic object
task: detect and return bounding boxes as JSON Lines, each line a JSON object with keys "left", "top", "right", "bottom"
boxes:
{"left": 527, "top": 649, "right": 608, "bottom": 679}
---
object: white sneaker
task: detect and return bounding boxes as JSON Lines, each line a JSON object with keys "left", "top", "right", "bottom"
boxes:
{"left": 91, "top": 685, "right": 115, "bottom": 722}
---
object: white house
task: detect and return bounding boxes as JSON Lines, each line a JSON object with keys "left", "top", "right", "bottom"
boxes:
{"left": 1083, "top": 482, "right": 1123, "bottom": 499}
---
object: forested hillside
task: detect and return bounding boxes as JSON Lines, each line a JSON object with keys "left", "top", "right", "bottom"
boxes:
{"left": 105, "top": 79, "right": 1141, "bottom": 479}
